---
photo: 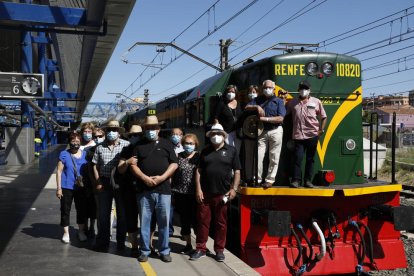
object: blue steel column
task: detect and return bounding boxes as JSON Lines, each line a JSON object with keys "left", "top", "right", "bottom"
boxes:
{"left": 21, "top": 24, "right": 34, "bottom": 129}
{"left": 38, "top": 31, "right": 47, "bottom": 150}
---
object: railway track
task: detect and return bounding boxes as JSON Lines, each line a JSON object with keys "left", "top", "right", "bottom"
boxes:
{"left": 401, "top": 184, "right": 414, "bottom": 199}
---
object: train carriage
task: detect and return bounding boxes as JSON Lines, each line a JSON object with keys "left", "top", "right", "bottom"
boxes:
{"left": 124, "top": 51, "right": 414, "bottom": 275}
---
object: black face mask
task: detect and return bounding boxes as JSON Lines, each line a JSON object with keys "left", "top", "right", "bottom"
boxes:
{"left": 70, "top": 143, "right": 80, "bottom": 150}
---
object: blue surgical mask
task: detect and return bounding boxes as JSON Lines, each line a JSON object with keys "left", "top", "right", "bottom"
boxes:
{"left": 107, "top": 131, "right": 118, "bottom": 141}
{"left": 83, "top": 133, "right": 92, "bottom": 141}
{"left": 183, "top": 144, "right": 195, "bottom": 154}
{"left": 171, "top": 135, "right": 181, "bottom": 145}
{"left": 94, "top": 137, "right": 105, "bottom": 144}
{"left": 145, "top": 130, "right": 158, "bottom": 141}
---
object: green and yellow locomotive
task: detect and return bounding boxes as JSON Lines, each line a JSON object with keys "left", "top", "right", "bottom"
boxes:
{"left": 126, "top": 51, "right": 412, "bottom": 275}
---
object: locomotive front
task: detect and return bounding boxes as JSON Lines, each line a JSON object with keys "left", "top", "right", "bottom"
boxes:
{"left": 237, "top": 52, "right": 412, "bottom": 275}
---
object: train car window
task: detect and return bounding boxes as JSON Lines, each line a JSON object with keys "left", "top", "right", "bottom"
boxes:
{"left": 185, "top": 99, "right": 204, "bottom": 128}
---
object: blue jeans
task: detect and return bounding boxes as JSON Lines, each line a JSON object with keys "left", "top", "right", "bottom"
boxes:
{"left": 138, "top": 191, "right": 171, "bottom": 256}
{"left": 96, "top": 178, "right": 126, "bottom": 247}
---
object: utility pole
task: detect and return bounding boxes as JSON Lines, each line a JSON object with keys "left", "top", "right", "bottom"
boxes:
{"left": 219, "top": 39, "right": 232, "bottom": 71}
{"left": 143, "top": 89, "right": 149, "bottom": 107}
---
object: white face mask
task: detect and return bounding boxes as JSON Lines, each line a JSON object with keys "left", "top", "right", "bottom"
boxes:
{"left": 299, "top": 89, "right": 310, "bottom": 97}
{"left": 210, "top": 135, "right": 224, "bottom": 145}
{"left": 248, "top": 93, "right": 257, "bottom": 100}
{"left": 263, "top": 88, "right": 274, "bottom": 97}
{"left": 226, "top": 92, "right": 235, "bottom": 101}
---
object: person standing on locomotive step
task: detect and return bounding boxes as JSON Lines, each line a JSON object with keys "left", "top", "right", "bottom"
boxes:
{"left": 213, "top": 84, "right": 243, "bottom": 153}
{"left": 287, "top": 80, "right": 327, "bottom": 188}
{"left": 117, "top": 124, "right": 143, "bottom": 255}
{"left": 245, "top": 80, "right": 286, "bottom": 188}
{"left": 190, "top": 121, "right": 241, "bottom": 262}
{"left": 56, "top": 132, "right": 88, "bottom": 244}
{"left": 130, "top": 115, "right": 178, "bottom": 263}
{"left": 92, "top": 120, "right": 129, "bottom": 252}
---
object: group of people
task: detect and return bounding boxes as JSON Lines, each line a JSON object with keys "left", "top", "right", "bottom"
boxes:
{"left": 214, "top": 79, "right": 327, "bottom": 188}
{"left": 55, "top": 78, "right": 326, "bottom": 264}
{"left": 55, "top": 115, "right": 239, "bottom": 264}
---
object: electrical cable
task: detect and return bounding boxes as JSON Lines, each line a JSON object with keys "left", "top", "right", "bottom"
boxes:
{"left": 121, "top": 0, "right": 222, "bottom": 96}
{"left": 313, "top": 6, "right": 414, "bottom": 50}
{"left": 363, "top": 54, "right": 414, "bottom": 71}
{"left": 360, "top": 44, "right": 414, "bottom": 62}
{"left": 364, "top": 66, "right": 414, "bottom": 81}
{"left": 127, "top": 0, "right": 259, "bottom": 98}
{"left": 229, "top": 0, "right": 328, "bottom": 63}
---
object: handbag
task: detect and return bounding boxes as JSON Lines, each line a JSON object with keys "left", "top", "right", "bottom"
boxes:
{"left": 70, "top": 153, "right": 84, "bottom": 188}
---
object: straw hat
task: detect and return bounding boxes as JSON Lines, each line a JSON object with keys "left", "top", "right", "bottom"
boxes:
{"left": 125, "top": 125, "right": 142, "bottom": 137}
{"left": 143, "top": 115, "right": 160, "bottom": 126}
{"left": 102, "top": 120, "right": 125, "bottom": 133}
{"left": 206, "top": 122, "right": 228, "bottom": 138}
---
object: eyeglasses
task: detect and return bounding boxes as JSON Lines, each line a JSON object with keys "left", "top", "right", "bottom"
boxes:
{"left": 93, "top": 135, "right": 104, "bottom": 138}
{"left": 107, "top": 128, "right": 118, "bottom": 132}
{"left": 210, "top": 132, "right": 223, "bottom": 136}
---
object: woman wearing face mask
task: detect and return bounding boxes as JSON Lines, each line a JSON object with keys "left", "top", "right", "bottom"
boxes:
{"left": 171, "top": 133, "right": 200, "bottom": 254}
{"left": 247, "top": 85, "right": 259, "bottom": 102}
{"left": 212, "top": 84, "right": 242, "bottom": 152}
{"left": 80, "top": 122, "right": 96, "bottom": 151}
{"left": 56, "top": 132, "right": 88, "bottom": 243}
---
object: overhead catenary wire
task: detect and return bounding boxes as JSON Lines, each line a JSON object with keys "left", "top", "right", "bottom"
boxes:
{"left": 364, "top": 78, "right": 414, "bottom": 90}
{"left": 360, "top": 44, "right": 414, "bottom": 62}
{"left": 121, "top": 0, "right": 222, "bottom": 96}
{"left": 363, "top": 54, "right": 414, "bottom": 71}
{"left": 127, "top": 0, "right": 259, "bottom": 98}
{"left": 229, "top": 0, "right": 328, "bottom": 64}
{"left": 312, "top": 6, "right": 414, "bottom": 50}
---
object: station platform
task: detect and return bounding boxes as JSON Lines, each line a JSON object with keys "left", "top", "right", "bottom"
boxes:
{"left": 0, "top": 145, "right": 258, "bottom": 276}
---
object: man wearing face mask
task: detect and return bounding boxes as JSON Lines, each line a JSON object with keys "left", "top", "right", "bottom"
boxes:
{"left": 287, "top": 81, "right": 327, "bottom": 188}
{"left": 84, "top": 127, "right": 105, "bottom": 237}
{"left": 117, "top": 124, "right": 142, "bottom": 255}
{"left": 130, "top": 115, "right": 178, "bottom": 263}
{"left": 191, "top": 121, "right": 241, "bottom": 262}
{"left": 170, "top": 128, "right": 184, "bottom": 154}
{"left": 212, "top": 84, "right": 242, "bottom": 152}
{"left": 92, "top": 120, "right": 130, "bottom": 252}
{"left": 245, "top": 80, "right": 286, "bottom": 188}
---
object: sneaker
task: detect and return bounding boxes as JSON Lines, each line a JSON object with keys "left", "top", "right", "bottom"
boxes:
{"left": 181, "top": 244, "right": 193, "bottom": 254}
{"left": 61, "top": 233, "right": 70, "bottom": 244}
{"left": 290, "top": 181, "right": 300, "bottom": 188}
{"left": 138, "top": 253, "right": 148, "bottom": 262}
{"left": 215, "top": 251, "right": 225, "bottom": 262}
{"left": 304, "top": 181, "right": 314, "bottom": 188}
{"left": 77, "top": 231, "right": 87, "bottom": 242}
{"left": 190, "top": 250, "right": 206, "bottom": 261}
{"left": 160, "top": 254, "right": 172, "bottom": 263}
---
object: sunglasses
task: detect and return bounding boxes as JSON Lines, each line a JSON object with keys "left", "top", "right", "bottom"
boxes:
{"left": 93, "top": 135, "right": 104, "bottom": 138}
{"left": 107, "top": 128, "right": 118, "bottom": 132}
{"left": 183, "top": 142, "right": 195, "bottom": 145}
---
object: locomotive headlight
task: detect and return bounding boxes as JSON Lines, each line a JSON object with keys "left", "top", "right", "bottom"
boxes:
{"left": 306, "top": 62, "right": 318, "bottom": 75}
{"left": 345, "top": 139, "right": 356, "bottom": 151}
{"left": 322, "top": 62, "right": 334, "bottom": 76}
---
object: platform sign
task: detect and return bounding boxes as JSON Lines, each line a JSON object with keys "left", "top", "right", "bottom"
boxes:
{"left": 0, "top": 72, "right": 44, "bottom": 99}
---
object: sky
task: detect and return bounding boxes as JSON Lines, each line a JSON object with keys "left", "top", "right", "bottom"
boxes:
{"left": 91, "top": 0, "right": 414, "bottom": 106}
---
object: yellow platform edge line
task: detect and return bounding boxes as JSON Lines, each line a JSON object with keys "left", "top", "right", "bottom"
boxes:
{"left": 342, "top": 184, "right": 402, "bottom": 196}
{"left": 240, "top": 187, "right": 335, "bottom": 197}
{"left": 139, "top": 261, "right": 157, "bottom": 276}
